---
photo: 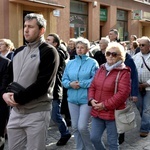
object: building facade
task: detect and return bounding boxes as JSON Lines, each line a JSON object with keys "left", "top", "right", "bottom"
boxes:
{"left": 0, "top": 0, "right": 150, "bottom": 47}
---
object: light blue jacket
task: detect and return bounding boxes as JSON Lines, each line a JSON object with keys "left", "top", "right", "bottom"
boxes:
{"left": 62, "top": 55, "right": 99, "bottom": 104}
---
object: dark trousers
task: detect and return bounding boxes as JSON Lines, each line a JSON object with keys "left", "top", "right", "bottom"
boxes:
{"left": 0, "top": 105, "right": 9, "bottom": 137}
{"left": 61, "top": 88, "right": 71, "bottom": 120}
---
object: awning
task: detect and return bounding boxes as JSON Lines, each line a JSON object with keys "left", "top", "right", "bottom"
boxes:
{"left": 9, "top": 0, "right": 65, "bottom": 9}
{"left": 139, "top": 19, "right": 150, "bottom": 26}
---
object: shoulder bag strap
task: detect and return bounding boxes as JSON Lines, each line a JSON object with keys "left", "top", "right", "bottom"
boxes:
{"left": 141, "top": 56, "right": 150, "bottom": 72}
{"left": 114, "top": 71, "right": 121, "bottom": 94}
{"left": 115, "top": 71, "right": 133, "bottom": 108}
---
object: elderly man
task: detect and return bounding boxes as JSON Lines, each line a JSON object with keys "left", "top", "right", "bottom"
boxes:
{"left": 133, "top": 36, "right": 150, "bottom": 138}
{"left": 93, "top": 37, "right": 110, "bottom": 66}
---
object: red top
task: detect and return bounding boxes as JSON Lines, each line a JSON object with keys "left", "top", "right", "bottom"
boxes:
{"left": 88, "top": 64, "right": 131, "bottom": 120}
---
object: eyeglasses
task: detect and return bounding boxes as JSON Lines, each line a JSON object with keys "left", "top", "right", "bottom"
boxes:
{"left": 105, "top": 51, "right": 119, "bottom": 57}
{"left": 139, "top": 44, "right": 146, "bottom": 47}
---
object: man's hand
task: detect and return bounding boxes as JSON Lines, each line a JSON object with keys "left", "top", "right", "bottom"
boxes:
{"left": 3, "top": 93, "right": 18, "bottom": 107}
{"left": 129, "top": 96, "right": 138, "bottom": 102}
{"left": 139, "top": 83, "right": 149, "bottom": 91}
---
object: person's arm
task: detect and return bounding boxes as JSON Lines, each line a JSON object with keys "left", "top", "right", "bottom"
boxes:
{"left": 62, "top": 61, "right": 73, "bottom": 89}
{"left": 125, "top": 57, "right": 138, "bottom": 102}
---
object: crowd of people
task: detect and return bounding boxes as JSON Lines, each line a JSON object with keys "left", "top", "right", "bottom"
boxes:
{"left": 0, "top": 13, "right": 150, "bottom": 150}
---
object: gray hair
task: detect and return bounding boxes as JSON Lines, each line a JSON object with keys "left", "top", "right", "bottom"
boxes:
{"left": 68, "top": 38, "right": 77, "bottom": 43}
{"left": 24, "top": 13, "right": 47, "bottom": 29}
{"left": 110, "top": 29, "right": 119, "bottom": 36}
{"left": 76, "top": 37, "right": 90, "bottom": 49}
{"left": 100, "top": 37, "right": 110, "bottom": 45}
{"left": 140, "top": 36, "right": 150, "bottom": 45}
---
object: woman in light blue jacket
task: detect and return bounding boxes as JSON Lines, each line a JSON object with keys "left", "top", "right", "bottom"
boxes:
{"left": 62, "top": 37, "right": 99, "bottom": 150}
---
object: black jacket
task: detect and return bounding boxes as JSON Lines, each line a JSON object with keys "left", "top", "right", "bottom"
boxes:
{"left": 94, "top": 51, "right": 106, "bottom": 66}
{"left": 0, "top": 56, "right": 10, "bottom": 106}
{"left": 53, "top": 45, "right": 69, "bottom": 101}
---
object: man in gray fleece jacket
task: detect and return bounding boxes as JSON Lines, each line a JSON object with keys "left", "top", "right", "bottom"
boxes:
{"left": 3, "top": 13, "right": 59, "bottom": 150}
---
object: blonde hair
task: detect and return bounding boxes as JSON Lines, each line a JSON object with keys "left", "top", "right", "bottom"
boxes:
{"left": 106, "top": 42, "right": 126, "bottom": 62}
{"left": 0, "top": 38, "right": 15, "bottom": 51}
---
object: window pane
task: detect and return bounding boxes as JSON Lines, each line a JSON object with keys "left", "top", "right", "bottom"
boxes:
{"left": 70, "top": 14, "right": 88, "bottom": 38}
{"left": 70, "top": 0, "right": 88, "bottom": 15}
{"left": 117, "top": 9, "right": 128, "bottom": 21}
{"left": 117, "top": 21, "right": 128, "bottom": 41}
{"left": 117, "top": 9, "right": 128, "bottom": 41}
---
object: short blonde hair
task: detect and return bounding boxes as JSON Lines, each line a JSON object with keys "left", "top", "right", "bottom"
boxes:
{"left": 0, "top": 38, "right": 15, "bottom": 50}
{"left": 105, "top": 42, "right": 126, "bottom": 62}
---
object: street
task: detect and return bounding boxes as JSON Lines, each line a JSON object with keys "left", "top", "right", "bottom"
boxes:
{"left": 4, "top": 103, "right": 150, "bottom": 150}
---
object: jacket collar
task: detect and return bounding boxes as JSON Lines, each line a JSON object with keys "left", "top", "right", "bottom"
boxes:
{"left": 26, "top": 36, "right": 45, "bottom": 49}
{"left": 75, "top": 54, "right": 89, "bottom": 60}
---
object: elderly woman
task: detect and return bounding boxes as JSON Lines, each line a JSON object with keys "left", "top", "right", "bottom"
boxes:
{"left": 62, "top": 37, "right": 99, "bottom": 150}
{"left": 88, "top": 42, "right": 131, "bottom": 150}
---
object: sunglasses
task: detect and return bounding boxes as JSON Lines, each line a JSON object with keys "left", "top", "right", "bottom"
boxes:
{"left": 106, "top": 51, "right": 119, "bottom": 57}
{"left": 139, "top": 44, "right": 146, "bottom": 47}
{"left": 0, "top": 43, "right": 5, "bottom": 46}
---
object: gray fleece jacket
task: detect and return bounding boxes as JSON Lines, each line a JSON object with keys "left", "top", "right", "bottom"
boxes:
{"left": 8, "top": 37, "right": 59, "bottom": 114}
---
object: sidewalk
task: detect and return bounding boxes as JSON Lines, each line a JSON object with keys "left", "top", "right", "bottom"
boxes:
{"left": 46, "top": 104, "right": 150, "bottom": 150}
{"left": 4, "top": 104, "right": 150, "bottom": 150}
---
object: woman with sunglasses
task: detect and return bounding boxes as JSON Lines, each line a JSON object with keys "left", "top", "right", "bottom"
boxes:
{"left": 88, "top": 42, "right": 131, "bottom": 150}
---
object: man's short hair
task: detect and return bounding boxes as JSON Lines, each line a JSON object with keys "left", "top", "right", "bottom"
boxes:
{"left": 109, "top": 29, "right": 119, "bottom": 36}
{"left": 48, "top": 33, "right": 60, "bottom": 47}
{"left": 24, "top": 13, "right": 47, "bottom": 29}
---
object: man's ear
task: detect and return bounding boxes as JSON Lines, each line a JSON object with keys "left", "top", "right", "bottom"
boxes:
{"left": 53, "top": 42, "right": 58, "bottom": 48}
{"left": 40, "top": 27, "right": 45, "bottom": 36}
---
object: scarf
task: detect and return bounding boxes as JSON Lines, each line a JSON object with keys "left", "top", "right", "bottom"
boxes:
{"left": 105, "top": 60, "right": 122, "bottom": 75}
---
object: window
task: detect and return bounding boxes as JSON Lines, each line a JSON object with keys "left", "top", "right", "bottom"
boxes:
{"left": 70, "top": 0, "right": 88, "bottom": 38}
{"left": 117, "top": 9, "right": 128, "bottom": 41}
